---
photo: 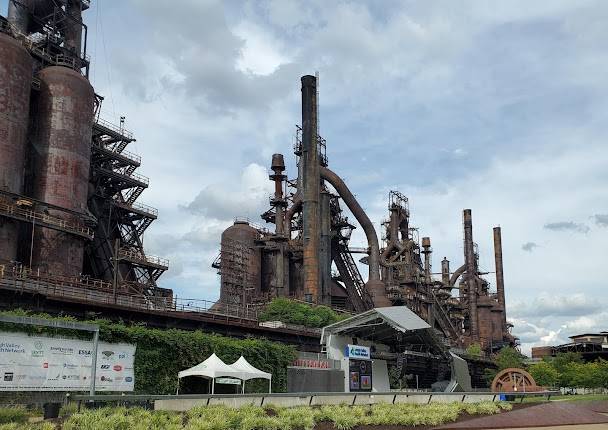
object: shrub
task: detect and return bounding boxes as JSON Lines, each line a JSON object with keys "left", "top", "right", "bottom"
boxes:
{"left": 258, "top": 299, "right": 346, "bottom": 328}
{"left": 0, "top": 408, "right": 28, "bottom": 424}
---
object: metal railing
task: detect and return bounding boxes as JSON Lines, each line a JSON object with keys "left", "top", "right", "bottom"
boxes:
{"left": 94, "top": 117, "right": 134, "bottom": 140}
{"left": 0, "top": 269, "right": 261, "bottom": 323}
{"left": 93, "top": 142, "right": 141, "bottom": 164}
{"left": 0, "top": 198, "right": 93, "bottom": 239}
{"left": 95, "top": 166, "right": 149, "bottom": 186}
{"left": 119, "top": 248, "right": 169, "bottom": 268}
{"left": 114, "top": 200, "right": 158, "bottom": 217}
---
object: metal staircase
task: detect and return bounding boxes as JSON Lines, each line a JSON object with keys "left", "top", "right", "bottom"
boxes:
{"left": 87, "top": 115, "right": 168, "bottom": 293}
{"left": 333, "top": 242, "right": 374, "bottom": 312}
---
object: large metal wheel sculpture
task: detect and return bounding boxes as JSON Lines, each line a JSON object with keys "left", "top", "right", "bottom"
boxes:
{"left": 491, "top": 368, "right": 541, "bottom": 392}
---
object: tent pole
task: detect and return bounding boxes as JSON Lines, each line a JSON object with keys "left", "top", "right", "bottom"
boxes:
{"left": 269, "top": 376, "right": 272, "bottom": 394}
{"left": 242, "top": 380, "right": 245, "bottom": 394}
{"left": 176, "top": 378, "right": 179, "bottom": 395}
{"left": 212, "top": 378, "right": 215, "bottom": 395}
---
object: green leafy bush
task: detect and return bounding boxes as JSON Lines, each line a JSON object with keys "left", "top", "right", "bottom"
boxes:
{"left": 258, "top": 298, "right": 346, "bottom": 328}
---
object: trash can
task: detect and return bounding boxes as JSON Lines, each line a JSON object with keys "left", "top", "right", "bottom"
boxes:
{"left": 43, "top": 402, "right": 61, "bottom": 419}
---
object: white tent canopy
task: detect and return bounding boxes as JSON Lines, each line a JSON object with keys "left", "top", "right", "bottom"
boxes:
{"left": 178, "top": 353, "right": 245, "bottom": 380}
{"left": 229, "top": 356, "right": 271, "bottom": 381}
{"left": 177, "top": 353, "right": 272, "bottom": 394}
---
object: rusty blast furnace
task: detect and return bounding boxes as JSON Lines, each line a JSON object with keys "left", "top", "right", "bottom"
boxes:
{"left": 0, "top": 1, "right": 170, "bottom": 303}
{"left": 216, "top": 75, "right": 516, "bottom": 352}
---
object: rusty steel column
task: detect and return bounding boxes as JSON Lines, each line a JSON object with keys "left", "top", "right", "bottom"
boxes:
{"left": 7, "top": 0, "right": 30, "bottom": 33}
{"left": 270, "top": 154, "right": 286, "bottom": 235}
{"left": 463, "top": 209, "right": 479, "bottom": 341}
{"left": 0, "top": 33, "right": 33, "bottom": 263}
{"left": 301, "top": 75, "right": 320, "bottom": 303}
{"left": 319, "top": 191, "right": 332, "bottom": 305}
{"left": 30, "top": 66, "right": 94, "bottom": 276}
{"left": 441, "top": 257, "right": 450, "bottom": 287}
{"left": 269, "top": 154, "right": 287, "bottom": 294}
{"left": 493, "top": 226, "right": 507, "bottom": 331}
{"left": 64, "top": 0, "right": 83, "bottom": 57}
{"left": 422, "top": 237, "right": 432, "bottom": 284}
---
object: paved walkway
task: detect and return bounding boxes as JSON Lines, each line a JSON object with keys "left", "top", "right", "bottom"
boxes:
{"left": 437, "top": 402, "right": 608, "bottom": 429}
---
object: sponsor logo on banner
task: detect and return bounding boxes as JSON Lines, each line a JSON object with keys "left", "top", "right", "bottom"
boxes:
{"left": 125, "top": 377, "right": 133, "bottom": 383}
{"left": 78, "top": 350, "right": 92, "bottom": 356}
{"left": 3, "top": 373, "right": 14, "bottom": 382}
{"left": 344, "top": 345, "right": 371, "bottom": 360}
{"left": 101, "top": 351, "right": 114, "bottom": 360}
{"left": 43, "top": 363, "right": 48, "bottom": 369}
{"left": 100, "top": 376, "right": 113, "bottom": 382}
{"left": 50, "top": 346, "right": 74, "bottom": 355}
{"left": 113, "top": 365, "right": 122, "bottom": 372}
{"left": 63, "top": 363, "right": 77, "bottom": 369}
{"left": 100, "top": 365, "right": 110, "bottom": 370}
{"left": 0, "top": 343, "right": 25, "bottom": 354}
{"left": 32, "top": 341, "right": 44, "bottom": 357}
{"left": 62, "top": 375, "right": 80, "bottom": 381}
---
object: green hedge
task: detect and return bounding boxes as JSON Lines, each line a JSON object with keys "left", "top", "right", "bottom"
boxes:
{"left": 258, "top": 298, "right": 346, "bottom": 328}
{"left": 0, "top": 310, "right": 295, "bottom": 394}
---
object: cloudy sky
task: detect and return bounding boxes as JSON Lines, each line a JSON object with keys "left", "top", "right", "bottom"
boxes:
{"left": 5, "top": 0, "right": 606, "bottom": 354}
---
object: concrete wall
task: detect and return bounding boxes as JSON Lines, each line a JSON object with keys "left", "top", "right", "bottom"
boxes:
{"left": 287, "top": 368, "right": 344, "bottom": 393}
{"left": 154, "top": 392, "right": 500, "bottom": 411}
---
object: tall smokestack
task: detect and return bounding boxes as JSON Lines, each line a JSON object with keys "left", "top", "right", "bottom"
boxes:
{"left": 463, "top": 209, "right": 479, "bottom": 340}
{"left": 64, "top": 0, "right": 83, "bottom": 57}
{"left": 301, "top": 75, "right": 320, "bottom": 303}
{"left": 493, "top": 226, "right": 507, "bottom": 331}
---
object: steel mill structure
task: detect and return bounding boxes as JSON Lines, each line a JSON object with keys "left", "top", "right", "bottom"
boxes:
{"left": 0, "top": 1, "right": 515, "bottom": 365}
{"left": 215, "top": 75, "right": 517, "bottom": 353}
{"left": 0, "top": 1, "right": 171, "bottom": 306}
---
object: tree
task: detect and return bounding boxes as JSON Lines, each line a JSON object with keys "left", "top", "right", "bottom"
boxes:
{"left": 495, "top": 347, "right": 526, "bottom": 370}
{"left": 529, "top": 361, "right": 559, "bottom": 387}
{"left": 485, "top": 346, "right": 527, "bottom": 383}
{"left": 550, "top": 352, "right": 582, "bottom": 374}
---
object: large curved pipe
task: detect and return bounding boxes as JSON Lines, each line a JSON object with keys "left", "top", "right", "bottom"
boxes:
{"left": 320, "top": 166, "right": 379, "bottom": 280}
{"left": 283, "top": 195, "right": 302, "bottom": 237}
{"left": 320, "top": 166, "right": 390, "bottom": 307}
{"left": 449, "top": 263, "right": 466, "bottom": 287}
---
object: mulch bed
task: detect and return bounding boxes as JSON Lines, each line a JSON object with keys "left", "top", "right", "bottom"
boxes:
{"left": 435, "top": 401, "right": 608, "bottom": 429}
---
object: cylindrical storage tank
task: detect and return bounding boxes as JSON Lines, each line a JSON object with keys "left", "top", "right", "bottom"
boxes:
{"left": 0, "top": 33, "right": 33, "bottom": 264}
{"left": 219, "top": 221, "right": 261, "bottom": 305}
{"left": 30, "top": 66, "right": 94, "bottom": 276}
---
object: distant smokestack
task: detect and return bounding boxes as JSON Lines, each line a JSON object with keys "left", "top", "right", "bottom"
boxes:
{"left": 441, "top": 257, "right": 450, "bottom": 287}
{"left": 422, "top": 237, "right": 432, "bottom": 284}
{"left": 301, "top": 75, "right": 320, "bottom": 303}
{"left": 463, "top": 209, "right": 479, "bottom": 340}
{"left": 493, "top": 226, "right": 507, "bottom": 331}
{"left": 270, "top": 153, "right": 286, "bottom": 235}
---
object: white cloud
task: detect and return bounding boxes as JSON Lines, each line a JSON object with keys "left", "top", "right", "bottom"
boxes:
{"left": 76, "top": 0, "right": 608, "bottom": 348}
